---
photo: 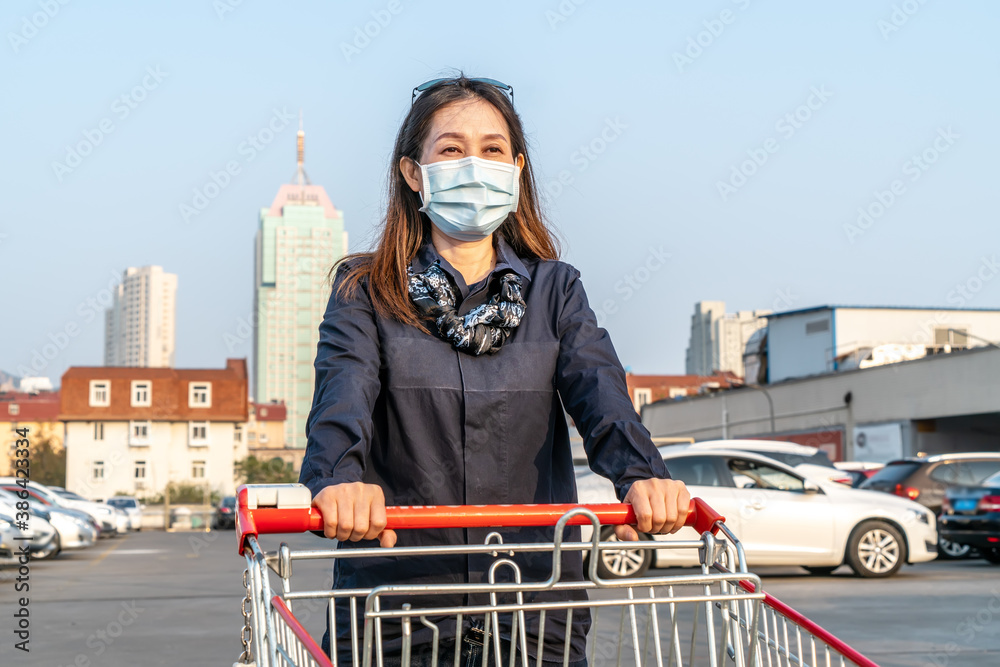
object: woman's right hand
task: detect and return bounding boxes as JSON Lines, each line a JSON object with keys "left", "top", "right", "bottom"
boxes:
{"left": 312, "top": 482, "right": 397, "bottom": 548}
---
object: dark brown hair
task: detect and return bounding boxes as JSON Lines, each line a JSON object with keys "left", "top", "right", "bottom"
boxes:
{"left": 330, "top": 75, "right": 560, "bottom": 331}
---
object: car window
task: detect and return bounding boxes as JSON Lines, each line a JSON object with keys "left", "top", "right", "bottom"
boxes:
{"left": 983, "top": 471, "right": 1000, "bottom": 487}
{"left": 727, "top": 459, "right": 805, "bottom": 492}
{"left": 222, "top": 497, "right": 237, "bottom": 508}
{"left": 928, "top": 462, "right": 989, "bottom": 486}
{"left": 861, "top": 461, "right": 921, "bottom": 487}
{"left": 966, "top": 460, "right": 1000, "bottom": 484}
{"left": 663, "top": 457, "right": 724, "bottom": 487}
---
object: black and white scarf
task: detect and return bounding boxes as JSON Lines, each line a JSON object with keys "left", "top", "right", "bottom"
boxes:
{"left": 407, "top": 261, "right": 525, "bottom": 356}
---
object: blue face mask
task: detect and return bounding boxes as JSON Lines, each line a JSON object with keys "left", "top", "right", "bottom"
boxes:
{"left": 417, "top": 156, "right": 521, "bottom": 242}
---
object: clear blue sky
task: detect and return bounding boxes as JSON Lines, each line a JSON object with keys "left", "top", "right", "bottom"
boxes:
{"left": 2, "top": 0, "right": 997, "bottom": 385}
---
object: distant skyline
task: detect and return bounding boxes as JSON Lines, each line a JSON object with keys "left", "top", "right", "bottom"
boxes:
{"left": 2, "top": 1, "right": 998, "bottom": 385}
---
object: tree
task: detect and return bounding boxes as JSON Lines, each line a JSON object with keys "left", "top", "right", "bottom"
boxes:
{"left": 9, "top": 430, "right": 66, "bottom": 487}
{"left": 234, "top": 456, "right": 298, "bottom": 485}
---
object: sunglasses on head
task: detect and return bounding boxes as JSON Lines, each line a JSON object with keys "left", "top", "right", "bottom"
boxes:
{"left": 411, "top": 77, "right": 514, "bottom": 105}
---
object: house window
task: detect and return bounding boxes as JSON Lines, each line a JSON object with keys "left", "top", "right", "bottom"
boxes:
{"left": 89, "top": 380, "right": 111, "bottom": 407}
{"left": 189, "top": 382, "right": 212, "bottom": 408}
{"left": 259, "top": 432, "right": 269, "bottom": 444}
{"left": 93, "top": 461, "right": 105, "bottom": 480}
{"left": 192, "top": 460, "right": 206, "bottom": 479}
{"left": 234, "top": 424, "right": 243, "bottom": 443}
{"left": 633, "top": 388, "right": 653, "bottom": 411}
{"left": 129, "top": 420, "right": 151, "bottom": 445}
{"left": 134, "top": 460, "right": 146, "bottom": 479}
{"left": 94, "top": 422, "right": 104, "bottom": 440}
{"left": 668, "top": 387, "right": 688, "bottom": 399}
{"left": 131, "top": 381, "right": 151, "bottom": 407}
{"left": 189, "top": 421, "right": 210, "bottom": 446}
{"left": 248, "top": 431, "right": 256, "bottom": 442}
{"left": 7, "top": 404, "right": 19, "bottom": 416}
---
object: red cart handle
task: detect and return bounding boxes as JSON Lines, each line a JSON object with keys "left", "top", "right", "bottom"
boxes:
{"left": 236, "top": 484, "right": 725, "bottom": 554}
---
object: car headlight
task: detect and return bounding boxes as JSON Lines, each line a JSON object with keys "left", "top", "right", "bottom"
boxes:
{"left": 905, "top": 508, "right": 930, "bottom": 525}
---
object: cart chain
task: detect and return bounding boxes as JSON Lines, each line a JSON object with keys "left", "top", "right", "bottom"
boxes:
{"left": 237, "top": 568, "right": 254, "bottom": 664}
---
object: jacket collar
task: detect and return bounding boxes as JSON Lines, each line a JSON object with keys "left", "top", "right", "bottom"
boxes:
{"left": 410, "top": 235, "right": 531, "bottom": 290}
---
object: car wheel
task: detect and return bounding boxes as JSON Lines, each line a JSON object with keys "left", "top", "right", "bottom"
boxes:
{"left": 938, "top": 537, "right": 972, "bottom": 560}
{"left": 594, "top": 527, "right": 653, "bottom": 579}
{"left": 803, "top": 566, "right": 840, "bottom": 576}
{"left": 36, "top": 533, "right": 61, "bottom": 561}
{"left": 847, "top": 521, "right": 906, "bottom": 578}
{"left": 983, "top": 548, "right": 1000, "bottom": 565}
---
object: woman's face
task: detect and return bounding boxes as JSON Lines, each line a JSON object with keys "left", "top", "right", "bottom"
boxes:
{"left": 400, "top": 97, "right": 524, "bottom": 194}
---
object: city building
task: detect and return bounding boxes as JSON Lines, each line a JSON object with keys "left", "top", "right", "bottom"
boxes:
{"left": 254, "top": 121, "right": 347, "bottom": 449}
{"left": 19, "top": 376, "right": 54, "bottom": 393}
{"left": 747, "top": 305, "right": 1000, "bottom": 384}
{"left": 644, "top": 344, "right": 1000, "bottom": 463}
{"left": 685, "top": 301, "right": 770, "bottom": 379}
{"left": 104, "top": 265, "right": 178, "bottom": 368}
{"left": 246, "top": 400, "right": 303, "bottom": 471}
{"left": 625, "top": 372, "right": 739, "bottom": 412}
{"left": 59, "top": 359, "right": 248, "bottom": 499}
{"left": 0, "top": 391, "right": 62, "bottom": 476}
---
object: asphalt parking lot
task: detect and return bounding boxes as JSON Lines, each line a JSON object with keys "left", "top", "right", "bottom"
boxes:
{"left": 2, "top": 530, "right": 999, "bottom": 667}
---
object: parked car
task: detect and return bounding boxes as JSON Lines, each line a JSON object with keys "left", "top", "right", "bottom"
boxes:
{"left": 682, "top": 439, "right": 853, "bottom": 485}
{"left": 0, "top": 488, "right": 97, "bottom": 551}
{"left": 576, "top": 448, "right": 937, "bottom": 579}
{"left": 52, "top": 487, "right": 131, "bottom": 534}
{"left": 0, "top": 479, "right": 119, "bottom": 537}
{"left": 105, "top": 497, "right": 143, "bottom": 531}
{"left": 0, "top": 513, "right": 19, "bottom": 566}
{"left": 938, "top": 470, "right": 1000, "bottom": 564}
{"left": 0, "top": 496, "right": 60, "bottom": 560}
{"left": 212, "top": 496, "right": 237, "bottom": 530}
{"left": 860, "top": 453, "right": 1000, "bottom": 558}
{"left": 834, "top": 462, "right": 885, "bottom": 488}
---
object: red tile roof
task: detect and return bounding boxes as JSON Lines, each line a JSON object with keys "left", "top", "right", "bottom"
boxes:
{"left": 59, "top": 359, "right": 248, "bottom": 421}
{"left": 0, "top": 391, "right": 61, "bottom": 422}
{"left": 251, "top": 401, "right": 287, "bottom": 422}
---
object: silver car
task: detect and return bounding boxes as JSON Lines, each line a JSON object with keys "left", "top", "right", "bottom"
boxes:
{"left": 0, "top": 489, "right": 96, "bottom": 551}
{"left": 105, "top": 496, "right": 143, "bottom": 531}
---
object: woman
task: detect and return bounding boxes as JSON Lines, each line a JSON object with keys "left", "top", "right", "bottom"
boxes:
{"left": 300, "top": 75, "right": 690, "bottom": 666}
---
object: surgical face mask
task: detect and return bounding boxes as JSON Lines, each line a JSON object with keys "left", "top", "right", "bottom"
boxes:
{"left": 417, "top": 156, "right": 521, "bottom": 242}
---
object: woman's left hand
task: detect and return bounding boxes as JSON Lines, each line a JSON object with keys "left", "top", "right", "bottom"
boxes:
{"left": 615, "top": 478, "right": 691, "bottom": 541}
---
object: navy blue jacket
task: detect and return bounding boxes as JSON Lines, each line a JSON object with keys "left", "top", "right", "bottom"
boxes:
{"left": 300, "top": 235, "right": 670, "bottom": 662}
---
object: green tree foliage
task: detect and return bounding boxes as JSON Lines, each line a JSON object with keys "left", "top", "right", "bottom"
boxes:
{"left": 235, "top": 456, "right": 298, "bottom": 484}
{"left": 9, "top": 430, "right": 66, "bottom": 487}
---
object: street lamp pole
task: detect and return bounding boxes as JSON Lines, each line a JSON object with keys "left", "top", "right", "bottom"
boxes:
{"left": 744, "top": 383, "right": 776, "bottom": 433}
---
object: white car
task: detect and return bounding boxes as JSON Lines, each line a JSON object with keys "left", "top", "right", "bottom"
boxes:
{"left": 0, "top": 497, "right": 60, "bottom": 560}
{"left": 576, "top": 448, "right": 937, "bottom": 579}
{"left": 0, "top": 513, "right": 19, "bottom": 566}
{"left": 0, "top": 489, "right": 96, "bottom": 550}
{"left": 105, "top": 496, "right": 143, "bottom": 531}
{"left": 0, "top": 479, "right": 119, "bottom": 537}
{"left": 681, "top": 439, "right": 853, "bottom": 485}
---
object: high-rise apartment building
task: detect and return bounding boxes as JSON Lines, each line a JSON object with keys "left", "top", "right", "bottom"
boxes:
{"left": 254, "top": 121, "right": 347, "bottom": 449}
{"left": 685, "top": 301, "right": 769, "bottom": 379}
{"left": 104, "top": 265, "right": 177, "bottom": 368}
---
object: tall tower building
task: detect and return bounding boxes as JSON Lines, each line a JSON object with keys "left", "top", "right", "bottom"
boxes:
{"left": 104, "top": 265, "right": 177, "bottom": 368}
{"left": 685, "top": 301, "right": 769, "bottom": 379}
{"left": 254, "top": 118, "right": 347, "bottom": 449}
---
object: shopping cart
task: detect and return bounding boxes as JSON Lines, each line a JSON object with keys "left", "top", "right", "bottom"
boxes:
{"left": 233, "top": 483, "right": 878, "bottom": 667}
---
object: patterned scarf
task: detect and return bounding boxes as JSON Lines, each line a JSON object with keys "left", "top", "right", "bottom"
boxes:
{"left": 407, "top": 260, "right": 525, "bottom": 356}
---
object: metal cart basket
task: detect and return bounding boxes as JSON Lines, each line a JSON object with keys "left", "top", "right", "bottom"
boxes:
{"left": 233, "top": 483, "right": 878, "bottom": 667}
